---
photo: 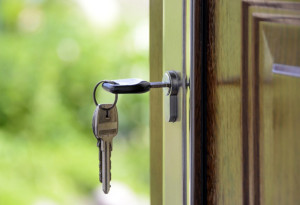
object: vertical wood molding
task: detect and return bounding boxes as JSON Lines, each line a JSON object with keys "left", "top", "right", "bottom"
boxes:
{"left": 193, "top": 0, "right": 216, "bottom": 204}
{"left": 206, "top": 0, "right": 217, "bottom": 203}
{"left": 193, "top": 0, "right": 205, "bottom": 204}
{"left": 150, "top": 0, "right": 163, "bottom": 204}
{"left": 241, "top": 2, "right": 250, "bottom": 205}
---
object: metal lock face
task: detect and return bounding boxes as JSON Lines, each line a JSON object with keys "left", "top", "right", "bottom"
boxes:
{"left": 163, "top": 71, "right": 181, "bottom": 122}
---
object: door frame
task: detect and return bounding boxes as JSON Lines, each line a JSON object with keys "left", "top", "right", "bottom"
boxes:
{"left": 149, "top": 0, "right": 163, "bottom": 204}
{"left": 150, "top": 0, "right": 188, "bottom": 204}
{"left": 150, "top": 0, "right": 212, "bottom": 204}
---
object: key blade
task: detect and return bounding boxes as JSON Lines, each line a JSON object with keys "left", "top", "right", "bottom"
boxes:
{"left": 101, "top": 140, "right": 112, "bottom": 194}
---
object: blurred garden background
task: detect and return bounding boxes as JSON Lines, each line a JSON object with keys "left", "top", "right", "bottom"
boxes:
{"left": 0, "top": 0, "right": 149, "bottom": 204}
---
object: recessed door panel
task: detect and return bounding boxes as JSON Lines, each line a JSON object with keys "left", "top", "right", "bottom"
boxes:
{"left": 243, "top": 1, "right": 300, "bottom": 204}
{"left": 258, "top": 21, "right": 300, "bottom": 205}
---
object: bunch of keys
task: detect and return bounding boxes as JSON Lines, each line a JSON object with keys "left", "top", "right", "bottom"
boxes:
{"left": 92, "top": 78, "right": 171, "bottom": 194}
{"left": 92, "top": 80, "right": 119, "bottom": 194}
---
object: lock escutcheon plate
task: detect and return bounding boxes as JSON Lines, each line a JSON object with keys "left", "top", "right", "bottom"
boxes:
{"left": 163, "top": 71, "right": 181, "bottom": 122}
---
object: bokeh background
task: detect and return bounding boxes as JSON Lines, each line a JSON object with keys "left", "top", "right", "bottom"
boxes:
{"left": 0, "top": 0, "right": 149, "bottom": 204}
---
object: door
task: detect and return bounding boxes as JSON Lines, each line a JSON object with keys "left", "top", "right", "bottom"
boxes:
{"left": 150, "top": 0, "right": 300, "bottom": 205}
{"left": 191, "top": 0, "right": 300, "bottom": 204}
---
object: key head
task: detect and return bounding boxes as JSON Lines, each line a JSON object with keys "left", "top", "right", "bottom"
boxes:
{"left": 102, "top": 79, "right": 151, "bottom": 94}
{"left": 94, "top": 104, "right": 118, "bottom": 142}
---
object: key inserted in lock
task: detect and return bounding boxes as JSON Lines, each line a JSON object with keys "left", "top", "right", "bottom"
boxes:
{"left": 101, "top": 70, "right": 181, "bottom": 122}
{"left": 102, "top": 79, "right": 170, "bottom": 94}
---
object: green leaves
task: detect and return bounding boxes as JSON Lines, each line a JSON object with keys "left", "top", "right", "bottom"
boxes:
{"left": 0, "top": 0, "right": 149, "bottom": 203}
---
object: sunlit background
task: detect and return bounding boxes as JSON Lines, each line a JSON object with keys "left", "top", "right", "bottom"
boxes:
{"left": 0, "top": 0, "right": 149, "bottom": 204}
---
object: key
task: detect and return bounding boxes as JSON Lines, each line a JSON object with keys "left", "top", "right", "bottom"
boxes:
{"left": 98, "top": 104, "right": 118, "bottom": 194}
{"left": 102, "top": 78, "right": 170, "bottom": 94}
{"left": 92, "top": 104, "right": 118, "bottom": 194}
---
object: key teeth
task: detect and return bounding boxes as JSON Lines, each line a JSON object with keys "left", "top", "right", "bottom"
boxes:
{"left": 99, "top": 162, "right": 102, "bottom": 183}
{"left": 97, "top": 141, "right": 102, "bottom": 183}
{"left": 109, "top": 145, "right": 112, "bottom": 181}
{"left": 110, "top": 156, "right": 112, "bottom": 181}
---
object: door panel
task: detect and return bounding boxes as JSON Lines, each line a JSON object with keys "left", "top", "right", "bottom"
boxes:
{"left": 254, "top": 14, "right": 300, "bottom": 205}
{"left": 260, "top": 26, "right": 300, "bottom": 203}
{"left": 243, "top": 2, "right": 300, "bottom": 204}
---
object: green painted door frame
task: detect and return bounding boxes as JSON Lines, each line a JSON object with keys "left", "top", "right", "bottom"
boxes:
{"left": 150, "top": 0, "right": 189, "bottom": 205}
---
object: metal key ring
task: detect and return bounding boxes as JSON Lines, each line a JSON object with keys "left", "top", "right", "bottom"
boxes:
{"left": 93, "top": 80, "right": 118, "bottom": 110}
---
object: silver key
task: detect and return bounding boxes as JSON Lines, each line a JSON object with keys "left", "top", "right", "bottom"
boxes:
{"left": 92, "top": 104, "right": 118, "bottom": 194}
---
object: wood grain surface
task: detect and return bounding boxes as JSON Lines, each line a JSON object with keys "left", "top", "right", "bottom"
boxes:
{"left": 193, "top": 0, "right": 300, "bottom": 204}
{"left": 243, "top": 1, "right": 300, "bottom": 204}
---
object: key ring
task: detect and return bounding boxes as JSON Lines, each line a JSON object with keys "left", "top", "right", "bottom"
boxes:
{"left": 93, "top": 80, "right": 118, "bottom": 110}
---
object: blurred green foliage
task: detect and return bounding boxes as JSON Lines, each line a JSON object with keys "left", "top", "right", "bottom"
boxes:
{"left": 0, "top": 0, "right": 149, "bottom": 204}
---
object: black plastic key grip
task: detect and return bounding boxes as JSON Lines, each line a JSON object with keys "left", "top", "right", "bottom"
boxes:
{"left": 102, "top": 78, "right": 170, "bottom": 94}
{"left": 102, "top": 79, "right": 151, "bottom": 94}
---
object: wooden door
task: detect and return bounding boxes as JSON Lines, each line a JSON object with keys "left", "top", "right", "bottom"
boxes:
{"left": 191, "top": 0, "right": 300, "bottom": 204}
{"left": 150, "top": 0, "right": 300, "bottom": 205}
